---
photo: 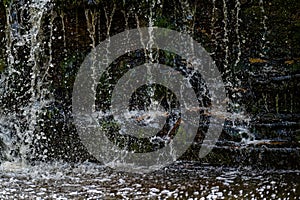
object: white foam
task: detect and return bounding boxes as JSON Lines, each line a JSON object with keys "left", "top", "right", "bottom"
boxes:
{"left": 0, "top": 161, "right": 27, "bottom": 172}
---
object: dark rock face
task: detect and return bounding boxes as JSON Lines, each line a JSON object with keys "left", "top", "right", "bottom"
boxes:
{"left": 0, "top": 0, "right": 299, "bottom": 168}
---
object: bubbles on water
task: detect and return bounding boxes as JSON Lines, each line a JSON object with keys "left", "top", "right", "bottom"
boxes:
{"left": 0, "top": 161, "right": 298, "bottom": 199}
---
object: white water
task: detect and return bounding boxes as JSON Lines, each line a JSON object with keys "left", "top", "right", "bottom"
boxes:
{"left": 1, "top": 0, "right": 51, "bottom": 162}
{"left": 0, "top": 1, "right": 298, "bottom": 199}
{"left": 0, "top": 161, "right": 298, "bottom": 199}
{"left": 0, "top": 0, "right": 257, "bottom": 165}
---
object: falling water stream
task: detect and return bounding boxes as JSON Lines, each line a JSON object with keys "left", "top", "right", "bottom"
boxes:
{"left": 1, "top": 0, "right": 51, "bottom": 163}
{"left": 0, "top": 0, "right": 299, "bottom": 199}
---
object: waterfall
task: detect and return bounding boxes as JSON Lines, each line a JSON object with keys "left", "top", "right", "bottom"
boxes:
{"left": 0, "top": 1, "right": 298, "bottom": 198}
{"left": 0, "top": 0, "right": 298, "bottom": 169}
{"left": 0, "top": 0, "right": 51, "bottom": 163}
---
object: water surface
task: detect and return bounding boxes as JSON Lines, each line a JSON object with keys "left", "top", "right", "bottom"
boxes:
{"left": 1, "top": 161, "right": 299, "bottom": 199}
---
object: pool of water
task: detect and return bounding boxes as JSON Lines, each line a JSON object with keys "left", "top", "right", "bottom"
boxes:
{"left": 0, "top": 161, "right": 299, "bottom": 199}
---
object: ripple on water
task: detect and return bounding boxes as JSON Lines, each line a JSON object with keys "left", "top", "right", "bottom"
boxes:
{"left": 0, "top": 161, "right": 299, "bottom": 199}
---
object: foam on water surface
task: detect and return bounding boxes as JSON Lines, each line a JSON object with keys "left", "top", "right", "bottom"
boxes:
{"left": 0, "top": 161, "right": 299, "bottom": 199}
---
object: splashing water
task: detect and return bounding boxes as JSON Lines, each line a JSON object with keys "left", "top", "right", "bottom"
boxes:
{"left": 0, "top": 0, "right": 51, "bottom": 164}
{"left": 0, "top": 0, "right": 298, "bottom": 172}
{"left": 0, "top": 0, "right": 298, "bottom": 198}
